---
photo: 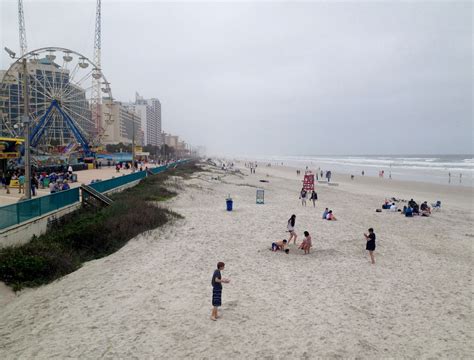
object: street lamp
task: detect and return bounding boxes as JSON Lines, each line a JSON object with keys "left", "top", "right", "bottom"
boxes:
{"left": 131, "top": 119, "right": 135, "bottom": 173}
{"left": 4, "top": 47, "right": 32, "bottom": 199}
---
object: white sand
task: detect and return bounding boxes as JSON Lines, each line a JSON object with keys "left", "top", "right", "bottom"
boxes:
{"left": 0, "top": 162, "right": 472, "bottom": 358}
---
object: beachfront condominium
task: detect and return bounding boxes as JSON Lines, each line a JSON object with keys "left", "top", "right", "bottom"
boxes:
{"left": 101, "top": 100, "right": 143, "bottom": 145}
{"left": 126, "top": 93, "right": 162, "bottom": 147}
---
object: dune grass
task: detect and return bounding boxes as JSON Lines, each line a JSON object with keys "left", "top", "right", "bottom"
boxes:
{"left": 0, "top": 161, "right": 202, "bottom": 291}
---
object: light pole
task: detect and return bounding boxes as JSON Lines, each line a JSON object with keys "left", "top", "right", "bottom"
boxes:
{"left": 131, "top": 119, "right": 135, "bottom": 173}
{"left": 5, "top": 47, "right": 31, "bottom": 199}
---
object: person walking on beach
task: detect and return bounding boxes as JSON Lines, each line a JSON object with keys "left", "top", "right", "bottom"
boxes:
{"left": 287, "top": 214, "right": 297, "bottom": 244}
{"left": 211, "top": 262, "right": 230, "bottom": 321}
{"left": 364, "top": 228, "right": 376, "bottom": 264}
{"left": 310, "top": 190, "right": 318, "bottom": 207}
{"left": 300, "top": 187, "right": 307, "bottom": 206}
{"left": 326, "top": 171, "right": 332, "bottom": 183}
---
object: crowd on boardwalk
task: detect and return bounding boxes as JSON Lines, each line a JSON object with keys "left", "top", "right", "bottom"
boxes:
{"left": 0, "top": 159, "right": 178, "bottom": 199}
{"left": 0, "top": 166, "right": 75, "bottom": 196}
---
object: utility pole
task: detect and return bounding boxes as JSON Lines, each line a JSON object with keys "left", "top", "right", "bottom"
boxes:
{"left": 92, "top": 0, "right": 102, "bottom": 140}
{"left": 131, "top": 120, "right": 135, "bottom": 173}
{"left": 18, "top": 0, "right": 28, "bottom": 56}
{"left": 22, "top": 58, "right": 31, "bottom": 199}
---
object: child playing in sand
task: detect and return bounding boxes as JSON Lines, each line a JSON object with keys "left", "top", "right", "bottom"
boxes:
{"left": 299, "top": 231, "right": 312, "bottom": 254}
{"left": 287, "top": 214, "right": 297, "bottom": 244}
{"left": 364, "top": 228, "right": 376, "bottom": 264}
{"left": 326, "top": 210, "right": 337, "bottom": 220}
{"left": 211, "top": 262, "right": 230, "bottom": 321}
{"left": 272, "top": 239, "right": 288, "bottom": 252}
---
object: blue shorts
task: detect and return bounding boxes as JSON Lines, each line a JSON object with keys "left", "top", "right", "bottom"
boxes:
{"left": 212, "top": 288, "right": 222, "bottom": 307}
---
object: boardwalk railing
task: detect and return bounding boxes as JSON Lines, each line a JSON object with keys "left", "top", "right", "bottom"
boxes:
{"left": 0, "top": 160, "right": 188, "bottom": 230}
{"left": 0, "top": 188, "right": 80, "bottom": 230}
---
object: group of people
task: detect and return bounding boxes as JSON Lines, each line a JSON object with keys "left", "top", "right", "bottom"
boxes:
{"left": 115, "top": 161, "right": 149, "bottom": 173}
{"left": 296, "top": 169, "right": 332, "bottom": 182}
{"left": 0, "top": 165, "right": 77, "bottom": 196}
{"left": 0, "top": 170, "right": 26, "bottom": 194}
{"left": 322, "top": 208, "right": 337, "bottom": 220}
{"left": 271, "top": 215, "right": 313, "bottom": 255}
{"left": 403, "top": 199, "right": 432, "bottom": 217}
{"left": 381, "top": 198, "right": 435, "bottom": 217}
{"left": 271, "top": 214, "right": 374, "bottom": 261}
{"left": 244, "top": 162, "right": 257, "bottom": 174}
{"left": 299, "top": 188, "right": 318, "bottom": 207}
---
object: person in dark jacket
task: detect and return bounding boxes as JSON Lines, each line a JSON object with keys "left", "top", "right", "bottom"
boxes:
{"left": 364, "top": 228, "right": 376, "bottom": 264}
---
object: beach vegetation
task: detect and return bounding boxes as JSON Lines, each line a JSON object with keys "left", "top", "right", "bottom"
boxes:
{"left": 0, "top": 161, "right": 202, "bottom": 291}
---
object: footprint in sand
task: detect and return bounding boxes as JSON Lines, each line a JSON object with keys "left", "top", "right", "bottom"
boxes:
{"left": 226, "top": 300, "right": 238, "bottom": 309}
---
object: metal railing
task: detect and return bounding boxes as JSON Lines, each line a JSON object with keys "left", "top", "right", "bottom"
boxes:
{"left": 0, "top": 188, "right": 80, "bottom": 229}
{"left": 0, "top": 160, "right": 189, "bottom": 230}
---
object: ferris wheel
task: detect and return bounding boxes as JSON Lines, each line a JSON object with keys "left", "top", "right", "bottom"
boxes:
{"left": 0, "top": 47, "right": 113, "bottom": 155}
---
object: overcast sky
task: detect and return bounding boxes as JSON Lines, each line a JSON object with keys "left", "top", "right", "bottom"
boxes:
{"left": 1, "top": 0, "right": 472, "bottom": 155}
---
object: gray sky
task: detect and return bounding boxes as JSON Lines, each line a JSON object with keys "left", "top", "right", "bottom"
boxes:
{"left": 1, "top": 0, "right": 472, "bottom": 155}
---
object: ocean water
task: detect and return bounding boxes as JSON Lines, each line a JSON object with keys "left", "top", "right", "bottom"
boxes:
{"left": 254, "top": 154, "right": 473, "bottom": 187}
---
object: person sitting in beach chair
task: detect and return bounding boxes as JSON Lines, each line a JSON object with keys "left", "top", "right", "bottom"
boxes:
{"left": 404, "top": 206, "right": 413, "bottom": 217}
{"left": 298, "top": 231, "right": 312, "bottom": 254}
{"left": 272, "top": 239, "right": 288, "bottom": 252}
{"left": 326, "top": 210, "right": 337, "bottom": 221}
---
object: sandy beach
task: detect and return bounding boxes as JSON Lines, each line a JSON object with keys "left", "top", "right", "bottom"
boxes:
{"left": 0, "top": 161, "right": 472, "bottom": 359}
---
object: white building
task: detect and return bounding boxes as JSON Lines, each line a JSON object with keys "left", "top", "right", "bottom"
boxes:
{"left": 102, "top": 100, "right": 142, "bottom": 145}
{"left": 125, "top": 93, "right": 162, "bottom": 146}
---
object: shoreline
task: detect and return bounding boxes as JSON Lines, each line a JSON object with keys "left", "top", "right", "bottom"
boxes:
{"left": 235, "top": 155, "right": 473, "bottom": 188}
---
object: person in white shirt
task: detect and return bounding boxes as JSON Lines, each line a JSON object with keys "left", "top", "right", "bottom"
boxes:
{"left": 390, "top": 203, "right": 397, "bottom": 212}
{"left": 287, "top": 214, "right": 297, "bottom": 244}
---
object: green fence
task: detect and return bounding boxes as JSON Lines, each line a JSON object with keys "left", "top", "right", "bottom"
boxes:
{"left": 0, "top": 188, "right": 80, "bottom": 230}
{"left": 89, "top": 170, "right": 146, "bottom": 193}
{"left": 0, "top": 160, "right": 189, "bottom": 230}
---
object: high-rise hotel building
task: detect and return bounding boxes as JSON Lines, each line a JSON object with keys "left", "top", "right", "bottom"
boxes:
{"left": 126, "top": 93, "right": 162, "bottom": 146}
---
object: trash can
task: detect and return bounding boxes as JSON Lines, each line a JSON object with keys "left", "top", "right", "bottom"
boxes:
{"left": 226, "top": 198, "right": 233, "bottom": 211}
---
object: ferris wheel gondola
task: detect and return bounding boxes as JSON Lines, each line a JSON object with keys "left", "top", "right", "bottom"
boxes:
{"left": 0, "top": 47, "right": 113, "bottom": 155}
